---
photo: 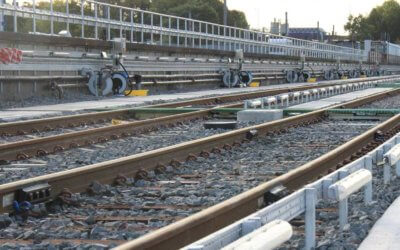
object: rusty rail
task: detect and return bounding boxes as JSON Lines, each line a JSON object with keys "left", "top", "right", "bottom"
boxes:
{"left": 0, "top": 109, "right": 213, "bottom": 161}
{"left": 1, "top": 77, "right": 399, "bottom": 161}
{"left": 0, "top": 86, "right": 399, "bottom": 162}
{"left": 115, "top": 105, "right": 400, "bottom": 250}
{"left": 0, "top": 84, "right": 311, "bottom": 135}
{"left": 0, "top": 87, "right": 397, "bottom": 215}
{"left": 1, "top": 76, "right": 395, "bottom": 136}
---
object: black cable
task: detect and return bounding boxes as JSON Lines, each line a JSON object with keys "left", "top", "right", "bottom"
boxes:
{"left": 117, "top": 59, "right": 135, "bottom": 96}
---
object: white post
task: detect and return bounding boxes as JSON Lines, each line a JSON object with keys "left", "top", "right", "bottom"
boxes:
{"left": 376, "top": 148, "right": 384, "bottom": 164}
{"left": 305, "top": 188, "right": 316, "bottom": 249}
{"left": 364, "top": 155, "right": 373, "bottom": 204}
{"left": 384, "top": 160, "right": 391, "bottom": 185}
{"left": 242, "top": 217, "right": 261, "bottom": 235}
{"left": 338, "top": 198, "right": 348, "bottom": 230}
{"left": 383, "top": 143, "right": 393, "bottom": 184}
{"left": 322, "top": 178, "right": 333, "bottom": 199}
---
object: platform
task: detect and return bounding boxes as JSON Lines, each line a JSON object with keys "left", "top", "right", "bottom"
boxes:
{"left": 359, "top": 196, "right": 400, "bottom": 250}
{"left": 286, "top": 88, "right": 393, "bottom": 110}
{"left": 0, "top": 82, "right": 311, "bottom": 122}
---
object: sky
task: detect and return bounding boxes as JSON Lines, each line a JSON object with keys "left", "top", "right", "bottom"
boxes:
{"left": 227, "top": 0, "right": 387, "bottom": 35}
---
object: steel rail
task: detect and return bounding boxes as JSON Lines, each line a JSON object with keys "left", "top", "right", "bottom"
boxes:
{"left": 0, "top": 77, "right": 375, "bottom": 136}
{"left": 1, "top": 77, "right": 397, "bottom": 161}
{"left": 0, "top": 86, "right": 398, "bottom": 215}
{"left": 115, "top": 97, "right": 400, "bottom": 250}
{"left": 0, "top": 106, "right": 223, "bottom": 161}
{"left": 0, "top": 85, "right": 305, "bottom": 135}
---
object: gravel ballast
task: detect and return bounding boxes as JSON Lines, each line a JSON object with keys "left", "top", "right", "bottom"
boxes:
{"left": 360, "top": 93, "right": 400, "bottom": 109}
{"left": 0, "top": 119, "right": 380, "bottom": 249}
{"left": 0, "top": 119, "right": 238, "bottom": 184}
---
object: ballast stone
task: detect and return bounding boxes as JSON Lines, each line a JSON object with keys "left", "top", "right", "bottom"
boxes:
{"left": 237, "top": 109, "right": 283, "bottom": 123}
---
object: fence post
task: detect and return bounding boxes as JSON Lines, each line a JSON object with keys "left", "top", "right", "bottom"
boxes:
{"left": 305, "top": 188, "right": 316, "bottom": 250}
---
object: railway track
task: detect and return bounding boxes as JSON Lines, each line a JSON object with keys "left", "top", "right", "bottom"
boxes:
{"left": 0, "top": 77, "right": 397, "bottom": 163}
{"left": 0, "top": 86, "right": 395, "bottom": 185}
{"left": 116, "top": 107, "right": 400, "bottom": 250}
{"left": 0, "top": 76, "right": 395, "bottom": 136}
{"left": 0, "top": 120, "right": 384, "bottom": 249}
{"left": 1, "top": 80, "right": 400, "bottom": 249}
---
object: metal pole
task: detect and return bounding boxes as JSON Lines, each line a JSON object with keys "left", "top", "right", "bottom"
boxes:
{"left": 66, "top": 0, "right": 69, "bottom": 33}
{"left": 12, "top": 0, "right": 17, "bottom": 32}
{"left": 32, "top": 0, "right": 36, "bottom": 33}
{"left": 0, "top": 0, "right": 4, "bottom": 32}
{"left": 50, "top": 0, "right": 54, "bottom": 35}
{"left": 107, "top": 5, "right": 110, "bottom": 40}
{"left": 95, "top": 3, "right": 98, "bottom": 39}
{"left": 81, "top": 0, "right": 85, "bottom": 38}
{"left": 223, "top": 0, "right": 227, "bottom": 26}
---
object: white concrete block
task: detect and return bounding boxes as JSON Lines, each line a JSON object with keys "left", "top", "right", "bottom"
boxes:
{"left": 237, "top": 110, "right": 283, "bottom": 123}
{"left": 384, "top": 144, "right": 400, "bottom": 166}
{"left": 328, "top": 169, "right": 372, "bottom": 201}
{"left": 222, "top": 220, "right": 293, "bottom": 250}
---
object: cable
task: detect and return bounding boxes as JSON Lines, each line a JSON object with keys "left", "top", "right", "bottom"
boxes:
{"left": 117, "top": 59, "right": 135, "bottom": 96}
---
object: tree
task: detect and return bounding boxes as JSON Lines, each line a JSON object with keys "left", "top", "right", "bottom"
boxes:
{"left": 344, "top": 14, "right": 373, "bottom": 41}
{"left": 151, "top": 0, "right": 249, "bottom": 29}
{"left": 345, "top": 0, "right": 400, "bottom": 42}
{"left": 107, "top": 0, "right": 151, "bottom": 10}
{"left": 228, "top": 10, "right": 248, "bottom": 28}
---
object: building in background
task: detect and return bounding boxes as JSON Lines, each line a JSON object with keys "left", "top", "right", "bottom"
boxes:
{"left": 281, "top": 12, "right": 289, "bottom": 36}
{"left": 270, "top": 12, "right": 289, "bottom": 36}
{"left": 287, "top": 27, "right": 327, "bottom": 41}
{"left": 270, "top": 19, "right": 280, "bottom": 35}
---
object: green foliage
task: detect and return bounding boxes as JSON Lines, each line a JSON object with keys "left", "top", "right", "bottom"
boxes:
{"left": 150, "top": 0, "right": 248, "bottom": 28}
{"left": 345, "top": 0, "right": 400, "bottom": 42}
{"left": 228, "top": 10, "right": 248, "bottom": 28}
{"left": 151, "top": 0, "right": 219, "bottom": 23}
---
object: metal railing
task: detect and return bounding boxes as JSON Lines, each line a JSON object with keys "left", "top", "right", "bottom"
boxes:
{"left": 0, "top": 0, "right": 365, "bottom": 62}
